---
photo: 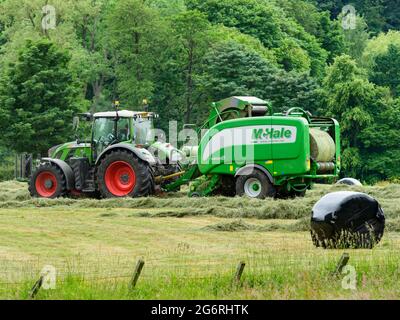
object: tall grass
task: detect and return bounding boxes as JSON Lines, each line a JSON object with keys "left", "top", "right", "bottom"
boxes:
{"left": 1, "top": 248, "right": 400, "bottom": 299}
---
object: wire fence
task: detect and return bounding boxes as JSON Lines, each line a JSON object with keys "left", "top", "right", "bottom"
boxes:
{"left": 1, "top": 249, "right": 399, "bottom": 296}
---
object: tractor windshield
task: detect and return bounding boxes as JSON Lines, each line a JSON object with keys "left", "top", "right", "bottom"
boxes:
{"left": 134, "top": 117, "right": 153, "bottom": 145}
{"left": 92, "top": 117, "right": 131, "bottom": 157}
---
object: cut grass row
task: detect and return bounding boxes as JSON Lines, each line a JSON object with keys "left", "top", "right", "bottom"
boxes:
{"left": 0, "top": 181, "right": 399, "bottom": 221}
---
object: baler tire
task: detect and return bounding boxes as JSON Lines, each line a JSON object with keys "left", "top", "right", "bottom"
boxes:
{"left": 96, "top": 150, "right": 154, "bottom": 198}
{"left": 235, "top": 169, "right": 275, "bottom": 199}
{"left": 29, "top": 163, "right": 67, "bottom": 198}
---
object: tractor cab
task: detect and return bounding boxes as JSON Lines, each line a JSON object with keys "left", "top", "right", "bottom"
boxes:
{"left": 90, "top": 110, "right": 157, "bottom": 161}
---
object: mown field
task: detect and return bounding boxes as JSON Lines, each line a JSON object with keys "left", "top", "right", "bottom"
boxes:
{"left": 0, "top": 180, "right": 399, "bottom": 299}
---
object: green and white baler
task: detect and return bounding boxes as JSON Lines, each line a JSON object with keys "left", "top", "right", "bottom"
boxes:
{"left": 166, "top": 96, "right": 340, "bottom": 198}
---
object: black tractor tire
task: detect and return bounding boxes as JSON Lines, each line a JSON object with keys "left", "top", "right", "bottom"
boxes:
{"left": 29, "top": 163, "right": 67, "bottom": 198}
{"left": 96, "top": 150, "right": 154, "bottom": 198}
{"left": 235, "top": 169, "right": 275, "bottom": 199}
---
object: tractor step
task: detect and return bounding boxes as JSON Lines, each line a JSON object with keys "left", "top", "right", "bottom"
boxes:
{"left": 82, "top": 179, "right": 95, "bottom": 193}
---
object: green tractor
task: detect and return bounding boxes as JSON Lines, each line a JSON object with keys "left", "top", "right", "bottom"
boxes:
{"left": 29, "top": 108, "right": 182, "bottom": 198}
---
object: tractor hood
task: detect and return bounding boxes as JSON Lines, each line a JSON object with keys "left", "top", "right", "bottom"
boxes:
{"left": 48, "top": 141, "right": 91, "bottom": 159}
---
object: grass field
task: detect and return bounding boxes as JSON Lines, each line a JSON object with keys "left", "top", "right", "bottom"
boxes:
{"left": 0, "top": 180, "right": 399, "bottom": 299}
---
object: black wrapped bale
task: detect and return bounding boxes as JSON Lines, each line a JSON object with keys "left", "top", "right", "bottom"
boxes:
{"left": 336, "top": 178, "right": 362, "bottom": 186}
{"left": 311, "top": 191, "right": 385, "bottom": 249}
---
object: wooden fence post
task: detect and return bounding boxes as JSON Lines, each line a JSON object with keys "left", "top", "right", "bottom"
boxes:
{"left": 29, "top": 275, "right": 44, "bottom": 299}
{"left": 332, "top": 253, "right": 350, "bottom": 276}
{"left": 233, "top": 261, "right": 246, "bottom": 284}
{"left": 15, "top": 154, "right": 18, "bottom": 180}
{"left": 129, "top": 259, "right": 145, "bottom": 290}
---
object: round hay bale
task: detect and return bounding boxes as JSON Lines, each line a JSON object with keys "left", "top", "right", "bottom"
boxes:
{"left": 310, "top": 191, "right": 385, "bottom": 249}
{"left": 337, "top": 178, "right": 362, "bottom": 186}
{"left": 309, "top": 128, "right": 336, "bottom": 162}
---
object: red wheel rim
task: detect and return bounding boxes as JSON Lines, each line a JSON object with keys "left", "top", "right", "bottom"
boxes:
{"left": 104, "top": 161, "right": 136, "bottom": 196}
{"left": 35, "top": 171, "right": 58, "bottom": 198}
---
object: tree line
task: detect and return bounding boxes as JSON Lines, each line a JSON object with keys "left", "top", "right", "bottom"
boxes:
{"left": 0, "top": 0, "right": 399, "bottom": 183}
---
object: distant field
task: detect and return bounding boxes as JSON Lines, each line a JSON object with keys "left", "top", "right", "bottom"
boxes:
{"left": 0, "top": 181, "right": 399, "bottom": 299}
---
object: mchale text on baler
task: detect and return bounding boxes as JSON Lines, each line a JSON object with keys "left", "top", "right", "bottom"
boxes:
{"left": 29, "top": 96, "right": 341, "bottom": 199}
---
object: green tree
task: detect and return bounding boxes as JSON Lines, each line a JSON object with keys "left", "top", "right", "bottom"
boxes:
{"left": 0, "top": 40, "right": 80, "bottom": 155}
{"left": 148, "top": 0, "right": 186, "bottom": 16}
{"left": 0, "top": 0, "right": 110, "bottom": 111}
{"left": 383, "top": 0, "right": 400, "bottom": 31}
{"left": 313, "top": 0, "right": 396, "bottom": 34}
{"left": 312, "top": 0, "right": 345, "bottom": 18}
{"left": 321, "top": 54, "right": 400, "bottom": 181}
{"left": 105, "top": 0, "right": 162, "bottom": 107}
{"left": 0, "top": 20, "right": 5, "bottom": 48}
{"left": 358, "top": 98, "right": 400, "bottom": 182}
{"left": 322, "top": 55, "right": 373, "bottom": 177}
{"left": 278, "top": 0, "right": 345, "bottom": 62}
{"left": 357, "top": 0, "right": 385, "bottom": 34}
{"left": 370, "top": 44, "right": 400, "bottom": 96}
{"left": 172, "top": 10, "right": 212, "bottom": 123}
{"left": 68, "top": 0, "right": 112, "bottom": 112}
{"left": 187, "top": 0, "right": 328, "bottom": 76}
{"left": 316, "top": 12, "right": 346, "bottom": 63}
{"left": 342, "top": 15, "right": 369, "bottom": 61}
{"left": 266, "top": 70, "right": 320, "bottom": 113}
{"left": 187, "top": 0, "right": 284, "bottom": 48}
{"left": 200, "top": 41, "right": 320, "bottom": 114}
{"left": 362, "top": 31, "right": 400, "bottom": 69}
{"left": 199, "top": 41, "right": 273, "bottom": 101}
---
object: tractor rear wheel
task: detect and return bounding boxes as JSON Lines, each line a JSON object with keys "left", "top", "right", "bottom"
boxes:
{"left": 235, "top": 169, "right": 275, "bottom": 199}
{"left": 29, "top": 163, "right": 67, "bottom": 198}
{"left": 96, "top": 150, "right": 154, "bottom": 198}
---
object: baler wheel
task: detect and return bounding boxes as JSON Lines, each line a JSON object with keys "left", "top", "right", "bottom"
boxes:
{"left": 235, "top": 169, "right": 275, "bottom": 199}
{"left": 29, "top": 163, "right": 66, "bottom": 198}
{"left": 96, "top": 150, "right": 154, "bottom": 198}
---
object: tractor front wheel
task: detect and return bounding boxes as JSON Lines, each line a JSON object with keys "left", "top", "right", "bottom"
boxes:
{"left": 235, "top": 169, "right": 275, "bottom": 199}
{"left": 29, "top": 163, "right": 67, "bottom": 198}
{"left": 96, "top": 150, "right": 154, "bottom": 198}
